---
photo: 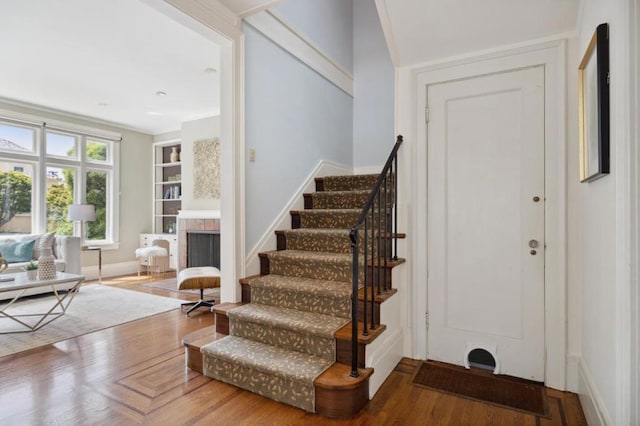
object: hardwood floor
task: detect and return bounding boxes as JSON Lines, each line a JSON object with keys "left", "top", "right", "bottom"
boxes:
{"left": 0, "top": 276, "right": 587, "bottom": 425}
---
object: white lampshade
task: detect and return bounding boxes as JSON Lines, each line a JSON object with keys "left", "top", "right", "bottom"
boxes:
{"left": 68, "top": 204, "right": 96, "bottom": 222}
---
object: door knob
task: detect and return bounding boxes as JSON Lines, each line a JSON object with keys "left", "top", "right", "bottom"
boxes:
{"left": 528, "top": 240, "right": 539, "bottom": 248}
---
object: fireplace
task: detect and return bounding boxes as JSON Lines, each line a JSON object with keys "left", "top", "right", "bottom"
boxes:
{"left": 177, "top": 212, "right": 220, "bottom": 270}
{"left": 187, "top": 231, "right": 220, "bottom": 269}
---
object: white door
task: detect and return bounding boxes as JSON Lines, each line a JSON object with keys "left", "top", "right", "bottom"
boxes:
{"left": 426, "top": 66, "right": 545, "bottom": 381}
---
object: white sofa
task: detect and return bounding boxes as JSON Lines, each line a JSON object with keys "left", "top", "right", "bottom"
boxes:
{"left": 0, "top": 233, "right": 82, "bottom": 299}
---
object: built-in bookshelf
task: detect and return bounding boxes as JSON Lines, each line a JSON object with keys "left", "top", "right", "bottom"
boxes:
{"left": 153, "top": 142, "right": 181, "bottom": 234}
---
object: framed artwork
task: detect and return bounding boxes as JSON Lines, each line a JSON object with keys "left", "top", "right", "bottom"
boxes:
{"left": 578, "top": 23, "right": 610, "bottom": 182}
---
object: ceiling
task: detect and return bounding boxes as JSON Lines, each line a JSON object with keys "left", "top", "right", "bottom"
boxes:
{"left": 0, "top": 0, "right": 221, "bottom": 135}
{"left": 379, "top": 0, "right": 580, "bottom": 66}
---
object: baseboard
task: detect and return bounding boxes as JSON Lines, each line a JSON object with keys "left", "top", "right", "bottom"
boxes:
{"left": 244, "top": 161, "right": 352, "bottom": 275}
{"left": 577, "top": 356, "right": 614, "bottom": 425}
{"left": 566, "top": 352, "right": 580, "bottom": 393}
{"left": 353, "top": 165, "right": 384, "bottom": 176}
{"left": 81, "top": 261, "right": 138, "bottom": 281}
{"left": 366, "top": 328, "right": 403, "bottom": 398}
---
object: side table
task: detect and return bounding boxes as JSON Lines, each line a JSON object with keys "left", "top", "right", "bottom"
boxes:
{"left": 83, "top": 246, "right": 102, "bottom": 283}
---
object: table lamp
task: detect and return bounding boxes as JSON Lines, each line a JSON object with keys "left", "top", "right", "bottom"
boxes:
{"left": 68, "top": 204, "right": 96, "bottom": 248}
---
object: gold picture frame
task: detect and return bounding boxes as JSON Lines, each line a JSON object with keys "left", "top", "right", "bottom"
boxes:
{"left": 578, "top": 23, "right": 610, "bottom": 182}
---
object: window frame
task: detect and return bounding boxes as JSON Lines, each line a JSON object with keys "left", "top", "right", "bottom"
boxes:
{"left": 0, "top": 110, "right": 120, "bottom": 248}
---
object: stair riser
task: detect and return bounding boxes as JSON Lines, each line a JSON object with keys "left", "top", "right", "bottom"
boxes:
{"left": 304, "top": 192, "right": 370, "bottom": 210}
{"left": 241, "top": 284, "right": 382, "bottom": 324}
{"left": 277, "top": 232, "right": 393, "bottom": 255}
{"left": 252, "top": 286, "right": 351, "bottom": 319}
{"left": 203, "top": 356, "right": 316, "bottom": 412}
{"left": 317, "top": 175, "right": 380, "bottom": 192}
{"left": 230, "top": 318, "right": 336, "bottom": 360}
{"left": 261, "top": 255, "right": 364, "bottom": 282}
{"left": 277, "top": 232, "right": 352, "bottom": 253}
{"left": 292, "top": 212, "right": 391, "bottom": 230}
{"left": 336, "top": 340, "right": 366, "bottom": 369}
{"left": 292, "top": 212, "right": 360, "bottom": 229}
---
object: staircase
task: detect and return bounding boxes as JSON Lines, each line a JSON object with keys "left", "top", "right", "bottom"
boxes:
{"left": 187, "top": 138, "right": 405, "bottom": 418}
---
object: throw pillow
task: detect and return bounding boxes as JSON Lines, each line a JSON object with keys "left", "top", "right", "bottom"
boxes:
{"left": 0, "top": 239, "right": 37, "bottom": 263}
{"left": 33, "top": 232, "right": 56, "bottom": 260}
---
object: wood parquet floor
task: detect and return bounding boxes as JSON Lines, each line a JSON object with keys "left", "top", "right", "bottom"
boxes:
{"left": 0, "top": 275, "right": 587, "bottom": 425}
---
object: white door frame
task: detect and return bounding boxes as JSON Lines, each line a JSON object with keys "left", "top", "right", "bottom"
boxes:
{"left": 410, "top": 40, "right": 567, "bottom": 389}
{"left": 146, "top": 0, "right": 246, "bottom": 303}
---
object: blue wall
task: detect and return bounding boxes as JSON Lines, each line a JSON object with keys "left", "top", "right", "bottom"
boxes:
{"left": 274, "top": 0, "right": 353, "bottom": 73}
{"left": 353, "top": 0, "right": 395, "bottom": 168}
{"left": 244, "top": 22, "right": 353, "bottom": 250}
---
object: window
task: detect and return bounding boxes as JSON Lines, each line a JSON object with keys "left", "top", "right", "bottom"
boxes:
{"left": 0, "top": 115, "right": 120, "bottom": 246}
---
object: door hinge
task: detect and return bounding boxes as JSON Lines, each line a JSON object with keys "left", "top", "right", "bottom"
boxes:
{"left": 425, "top": 312, "right": 430, "bottom": 329}
{"left": 425, "top": 107, "right": 430, "bottom": 124}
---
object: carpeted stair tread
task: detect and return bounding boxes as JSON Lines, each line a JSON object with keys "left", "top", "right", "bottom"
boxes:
{"left": 262, "top": 249, "right": 360, "bottom": 282}
{"left": 228, "top": 303, "right": 349, "bottom": 340}
{"left": 202, "top": 335, "right": 332, "bottom": 412}
{"left": 306, "top": 190, "right": 371, "bottom": 209}
{"left": 280, "top": 229, "right": 351, "bottom": 253}
{"left": 291, "top": 209, "right": 361, "bottom": 229}
{"left": 246, "top": 274, "right": 352, "bottom": 318}
{"left": 321, "top": 174, "right": 379, "bottom": 191}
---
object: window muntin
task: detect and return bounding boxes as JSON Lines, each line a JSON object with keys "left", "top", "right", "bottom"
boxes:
{"left": 0, "top": 117, "right": 118, "bottom": 245}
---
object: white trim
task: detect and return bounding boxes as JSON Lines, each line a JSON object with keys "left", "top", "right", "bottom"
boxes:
{"left": 177, "top": 210, "right": 221, "bottom": 219}
{"left": 353, "top": 165, "right": 383, "bottom": 176}
{"left": 0, "top": 106, "right": 122, "bottom": 141}
{"left": 0, "top": 97, "right": 142, "bottom": 137}
{"left": 374, "top": 0, "right": 400, "bottom": 66}
{"left": 366, "top": 328, "right": 403, "bottom": 398}
{"left": 153, "top": 0, "right": 241, "bottom": 37}
{"left": 409, "top": 40, "right": 567, "bottom": 389}
{"left": 244, "top": 10, "right": 354, "bottom": 96}
{"left": 407, "top": 33, "right": 575, "bottom": 75}
{"left": 631, "top": 2, "right": 640, "bottom": 424}
{"left": 159, "top": 0, "right": 245, "bottom": 303}
{"left": 244, "top": 160, "right": 351, "bottom": 276}
{"left": 578, "top": 357, "right": 614, "bottom": 426}
{"left": 613, "top": 3, "right": 634, "bottom": 424}
{"left": 230, "top": 0, "right": 286, "bottom": 18}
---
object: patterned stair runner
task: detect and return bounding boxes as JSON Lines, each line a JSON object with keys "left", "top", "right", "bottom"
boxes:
{"left": 201, "top": 174, "right": 378, "bottom": 412}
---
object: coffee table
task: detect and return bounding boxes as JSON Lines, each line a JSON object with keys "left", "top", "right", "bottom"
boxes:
{"left": 0, "top": 272, "right": 85, "bottom": 333}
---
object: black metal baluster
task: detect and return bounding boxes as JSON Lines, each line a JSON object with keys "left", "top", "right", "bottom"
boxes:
{"left": 349, "top": 228, "right": 359, "bottom": 377}
{"left": 383, "top": 175, "right": 389, "bottom": 292}
{"left": 363, "top": 218, "right": 368, "bottom": 336}
{"left": 370, "top": 207, "right": 376, "bottom": 330}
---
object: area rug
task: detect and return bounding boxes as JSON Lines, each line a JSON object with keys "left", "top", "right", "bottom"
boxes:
{"left": 0, "top": 285, "right": 180, "bottom": 358}
{"left": 412, "top": 361, "right": 549, "bottom": 417}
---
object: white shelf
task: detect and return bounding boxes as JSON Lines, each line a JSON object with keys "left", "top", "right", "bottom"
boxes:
{"left": 153, "top": 142, "right": 182, "bottom": 234}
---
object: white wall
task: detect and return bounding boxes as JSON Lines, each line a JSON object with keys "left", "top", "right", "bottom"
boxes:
{"left": 180, "top": 115, "right": 221, "bottom": 211}
{"left": 273, "top": 0, "right": 353, "bottom": 73}
{"left": 352, "top": 0, "right": 395, "bottom": 169}
{"left": 243, "top": 17, "right": 354, "bottom": 250}
{"left": 573, "top": 0, "right": 635, "bottom": 424}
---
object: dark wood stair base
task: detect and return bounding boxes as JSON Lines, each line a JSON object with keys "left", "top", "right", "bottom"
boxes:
{"left": 182, "top": 326, "right": 373, "bottom": 418}
{"left": 211, "top": 302, "right": 245, "bottom": 336}
{"left": 181, "top": 326, "right": 226, "bottom": 374}
{"left": 315, "top": 363, "right": 373, "bottom": 419}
